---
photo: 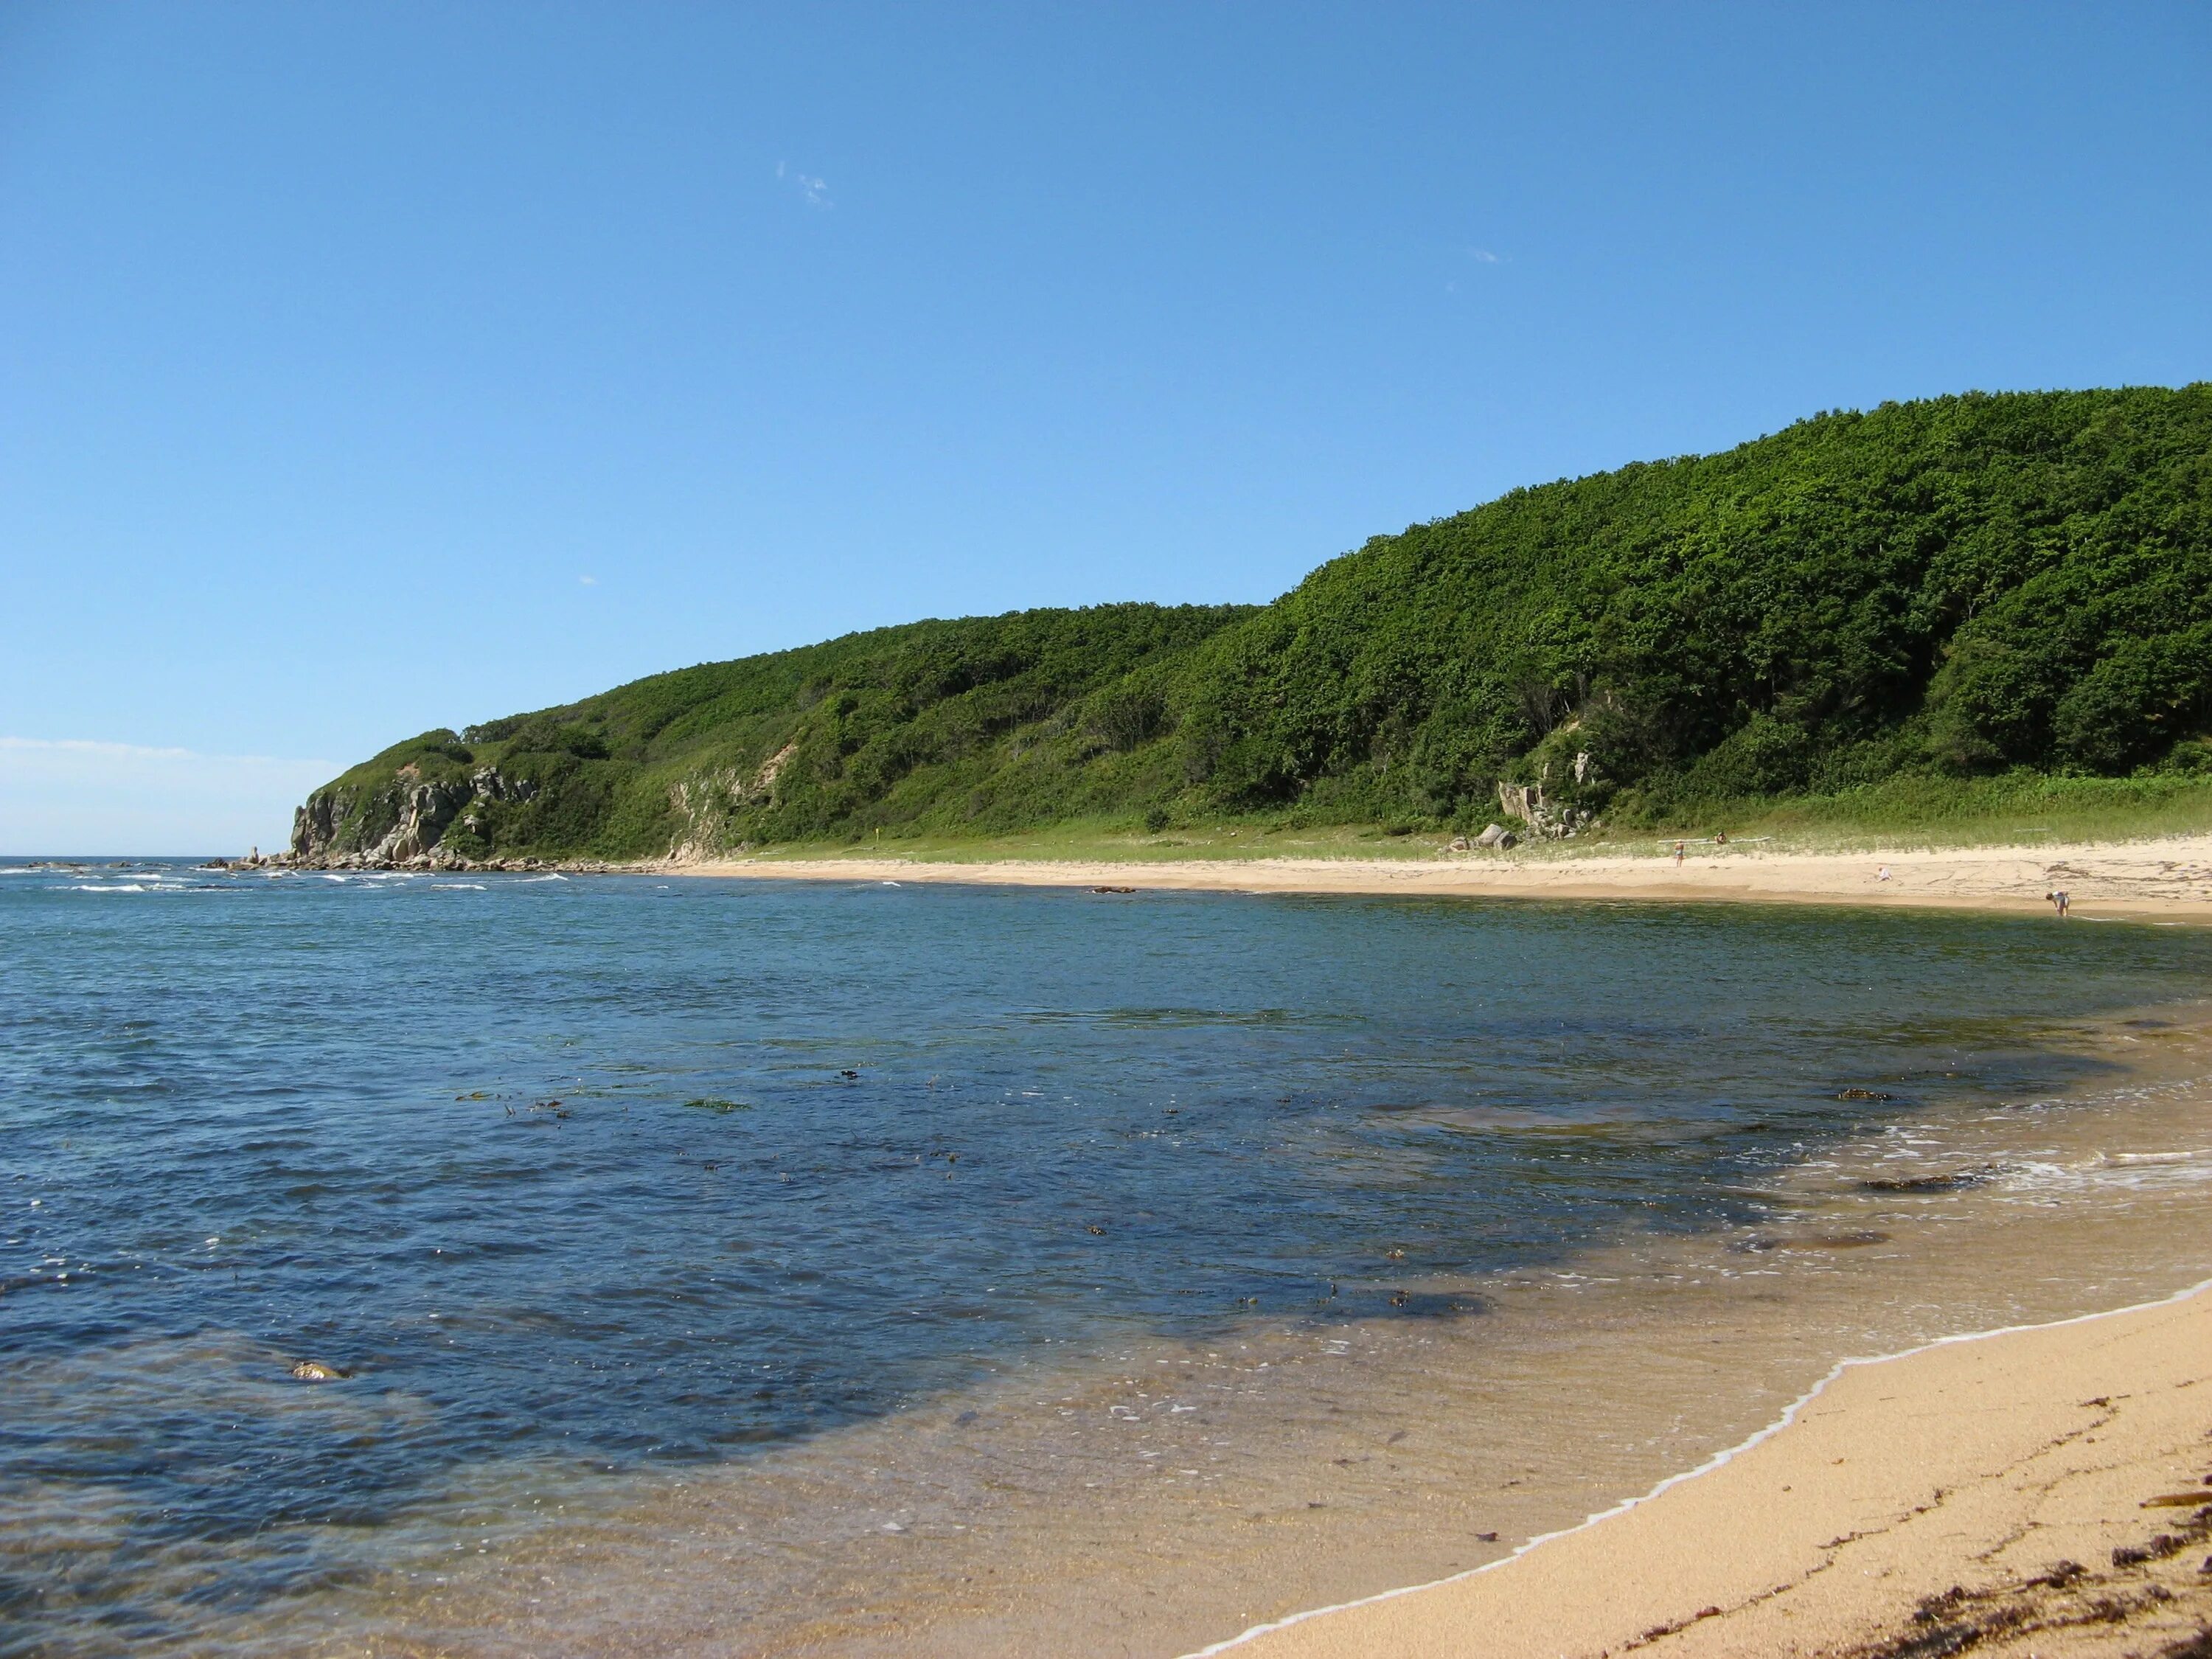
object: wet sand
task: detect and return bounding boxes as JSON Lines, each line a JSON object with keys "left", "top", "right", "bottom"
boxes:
{"left": 678, "top": 832, "right": 2212, "bottom": 922}
{"left": 1206, "top": 1282, "right": 2212, "bottom": 1659}
{"left": 229, "top": 1005, "right": 2212, "bottom": 1658}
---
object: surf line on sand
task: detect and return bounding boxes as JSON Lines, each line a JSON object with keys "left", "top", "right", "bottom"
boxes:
{"left": 1178, "top": 1270, "right": 2212, "bottom": 1658}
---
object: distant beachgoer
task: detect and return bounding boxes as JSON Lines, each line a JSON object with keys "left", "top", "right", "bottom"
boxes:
{"left": 1877, "top": 865, "right": 1891, "bottom": 882}
{"left": 2052, "top": 888, "right": 2070, "bottom": 917}
{"left": 1712, "top": 830, "right": 1728, "bottom": 847}
{"left": 1674, "top": 841, "right": 1686, "bottom": 866}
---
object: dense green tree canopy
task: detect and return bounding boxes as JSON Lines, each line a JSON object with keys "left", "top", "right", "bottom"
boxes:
{"left": 296, "top": 386, "right": 2212, "bottom": 860}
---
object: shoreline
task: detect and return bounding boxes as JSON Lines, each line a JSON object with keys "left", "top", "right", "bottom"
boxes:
{"left": 672, "top": 831, "right": 2212, "bottom": 922}
{"left": 105, "top": 849, "right": 2212, "bottom": 1658}
{"left": 160, "top": 988, "right": 2212, "bottom": 1657}
{"left": 1198, "top": 1278, "right": 2212, "bottom": 1659}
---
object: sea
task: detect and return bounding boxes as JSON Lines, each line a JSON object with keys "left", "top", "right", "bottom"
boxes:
{"left": 6, "top": 860, "right": 2212, "bottom": 1657}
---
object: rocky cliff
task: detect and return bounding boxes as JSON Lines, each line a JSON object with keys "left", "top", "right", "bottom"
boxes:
{"left": 289, "top": 765, "right": 541, "bottom": 869}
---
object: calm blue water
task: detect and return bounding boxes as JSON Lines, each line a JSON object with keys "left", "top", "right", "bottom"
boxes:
{"left": 5, "top": 861, "right": 2210, "bottom": 1652}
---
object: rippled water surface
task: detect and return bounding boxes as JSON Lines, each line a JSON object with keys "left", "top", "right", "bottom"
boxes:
{"left": 5, "top": 860, "right": 2211, "bottom": 1654}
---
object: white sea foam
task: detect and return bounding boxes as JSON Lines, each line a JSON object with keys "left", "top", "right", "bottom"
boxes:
{"left": 2000, "top": 1148, "right": 2212, "bottom": 1194}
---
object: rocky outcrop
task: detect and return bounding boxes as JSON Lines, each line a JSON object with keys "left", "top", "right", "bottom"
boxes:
{"left": 447, "top": 767, "right": 535, "bottom": 851}
{"left": 288, "top": 767, "right": 538, "bottom": 869}
{"left": 664, "top": 741, "right": 798, "bottom": 862}
{"left": 667, "top": 769, "right": 745, "bottom": 863}
{"left": 1497, "top": 766, "right": 1597, "bottom": 840}
{"left": 366, "top": 779, "right": 471, "bottom": 863}
{"left": 291, "top": 789, "right": 352, "bottom": 862}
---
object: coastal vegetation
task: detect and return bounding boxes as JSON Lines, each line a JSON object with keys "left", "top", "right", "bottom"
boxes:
{"left": 293, "top": 386, "right": 2212, "bottom": 863}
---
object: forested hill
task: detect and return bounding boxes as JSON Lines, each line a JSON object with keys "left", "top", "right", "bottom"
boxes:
{"left": 291, "top": 386, "right": 2212, "bottom": 865}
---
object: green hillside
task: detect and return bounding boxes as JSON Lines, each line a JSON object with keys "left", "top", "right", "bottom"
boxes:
{"left": 291, "top": 386, "right": 2212, "bottom": 864}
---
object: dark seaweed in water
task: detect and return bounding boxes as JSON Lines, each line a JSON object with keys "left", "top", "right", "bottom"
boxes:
{"left": 1862, "top": 1166, "right": 2003, "bottom": 1193}
{"left": 4, "top": 862, "right": 2210, "bottom": 1649}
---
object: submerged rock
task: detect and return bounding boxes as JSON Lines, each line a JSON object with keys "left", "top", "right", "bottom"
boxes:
{"left": 1860, "top": 1167, "right": 1999, "bottom": 1193}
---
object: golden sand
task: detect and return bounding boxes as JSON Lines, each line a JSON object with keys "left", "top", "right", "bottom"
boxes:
{"left": 676, "top": 831, "right": 2212, "bottom": 923}
{"left": 1200, "top": 1283, "right": 2212, "bottom": 1659}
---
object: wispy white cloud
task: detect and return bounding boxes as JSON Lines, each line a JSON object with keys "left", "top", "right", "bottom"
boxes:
{"left": 777, "top": 159, "right": 832, "bottom": 209}
{"left": 1469, "top": 248, "right": 1502, "bottom": 264}
{"left": 579, "top": 574, "right": 598, "bottom": 586}
{"left": 0, "top": 737, "right": 338, "bottom": 855}
{"left": 0, "top": 735, "right": 330, "bottom": 768}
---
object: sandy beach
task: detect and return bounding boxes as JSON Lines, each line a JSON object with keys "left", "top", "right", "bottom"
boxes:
{"left": 1201, "top": 1282, "right": 2212, "bottom": 1659}
{"left": 673, "top": 833, "right": 2212, "bottom": 1657}
{"left": 678, "top": 832, "right": 2212, "bottom": 922}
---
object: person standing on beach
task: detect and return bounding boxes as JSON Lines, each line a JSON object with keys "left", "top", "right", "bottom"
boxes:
{"left": 1674, "top": 841, "right": 1686, "bottom": 866}
{"left": 2047, "top": 889, "right": 2071, "bottom": 917}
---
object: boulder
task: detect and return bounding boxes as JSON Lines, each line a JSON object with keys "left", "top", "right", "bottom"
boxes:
{"left": 1495, "top": 779, "right": 1591, "bottom": 840}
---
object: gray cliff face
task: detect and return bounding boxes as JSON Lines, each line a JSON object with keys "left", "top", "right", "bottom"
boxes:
{"left": 291, "top": 790, "right": 349, "bottom": 860}
{"left": 372, "top": 779, "right": 472, "bottom": 863}
{"left": 288, "top": 767, "right": 539, "bottom": 869}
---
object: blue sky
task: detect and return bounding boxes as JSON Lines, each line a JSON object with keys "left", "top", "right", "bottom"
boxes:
{"left": 3, "top": 3, "right": 2208, "bottom": 852}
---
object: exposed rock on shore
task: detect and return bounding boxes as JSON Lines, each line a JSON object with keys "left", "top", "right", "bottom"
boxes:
{"left": 288, "top": 765, "right": 551, "bottom": 871}
{"left": 1495, "top": 777, "right": 1596, "bottom": 840}
{"left": 664, "top": 742, "right": 793, "bottom": 863}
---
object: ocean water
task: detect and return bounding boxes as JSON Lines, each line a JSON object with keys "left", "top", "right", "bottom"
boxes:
{"left": 5, "top": 860, "right": 2212, "bottom": 1656}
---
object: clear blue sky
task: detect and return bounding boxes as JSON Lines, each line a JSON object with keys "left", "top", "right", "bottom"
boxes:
{"left": 4, "top": 3, "right": 2208, "bottom": 852}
